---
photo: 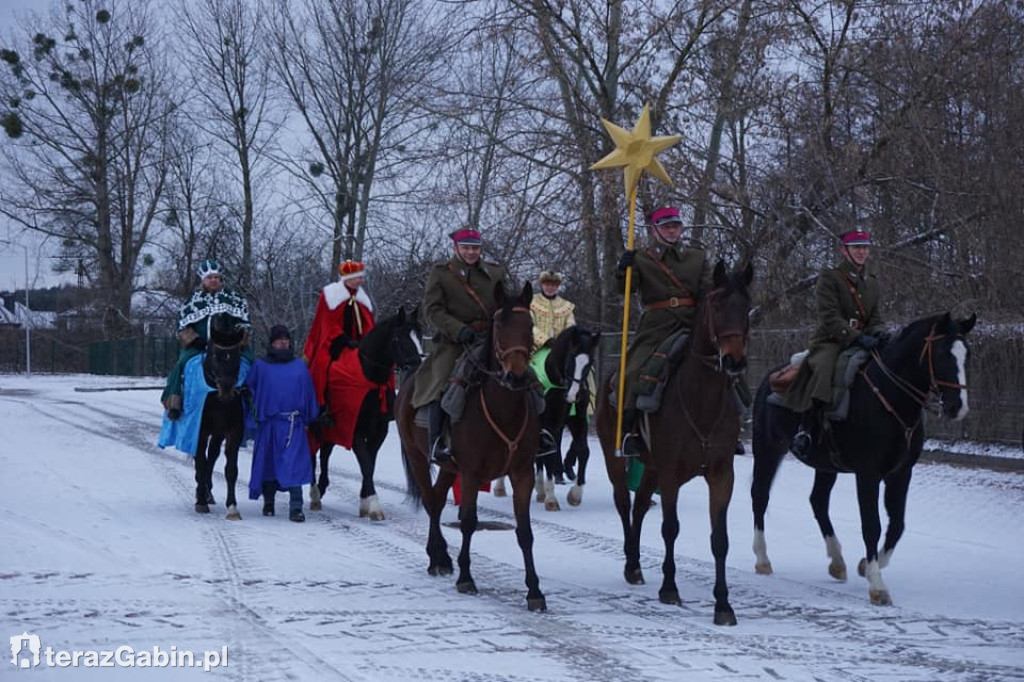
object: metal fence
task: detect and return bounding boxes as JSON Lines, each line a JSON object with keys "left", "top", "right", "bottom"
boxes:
{"left": 88, "top": 337, "right": 179, "bottom": 377}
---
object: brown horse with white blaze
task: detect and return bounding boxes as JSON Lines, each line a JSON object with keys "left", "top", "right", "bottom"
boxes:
{"left": 396, "top": 282, "right": 546, "bottom": 611}
{"left": 596, "top": 260, "right": 753, "bottom": 625}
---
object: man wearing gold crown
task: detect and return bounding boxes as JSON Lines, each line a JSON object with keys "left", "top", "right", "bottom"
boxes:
{"left": 303, "top": 260, "right": 376, "bottom": 443}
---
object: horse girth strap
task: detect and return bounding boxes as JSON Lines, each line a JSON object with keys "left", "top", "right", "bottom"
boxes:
{"left": 479, "top": 389, "right": 531, "bottom": 470}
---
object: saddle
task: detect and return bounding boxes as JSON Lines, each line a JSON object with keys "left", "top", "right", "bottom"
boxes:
{"left": 825, "top": 348, "right": 871, "bottom": 421}
{"left": 635, "top": 330, "right": 690, "bottom": 413}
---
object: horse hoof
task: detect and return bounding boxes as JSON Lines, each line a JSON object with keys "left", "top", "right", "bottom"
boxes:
{"left": 624, "top": 568, "right": 645, "bottom": 585}
{"left": 567, "top": 487, "right": 582, "bottom": 506}
{"left": 870, "top": 589, "right": 892, "bottom": 606}
{"left": 309, "top": 500, "right": 322, "bottom": 511}
{"left": 754, "top": 562, "right": 773, "bottom": 576}
{"left": 535, "top": 492, "right": 545, "bottom": 503}
{"left": 194, "top": 503, "right": 210, "bottom": 514}
{"left": 564, "top": 466, "right": 576, "bottom": 481}
{"left": 829, "top": 562, "right": 848, "bottom": 582}
{"left": 714, "top": 609, "right": 738, "bottom": 626}
{"left": 659, "top": 590, "right": 681, "bottom": 606}
{"left": 225, "top": 505, "right": 241, "bottom": 521}
{"left": 369, "top": 510, "right": 385, "bottom": 521}
{"left": 456, "top": 581, "right": 478, "bottom": 595}
{"left": 493, "top": 487, "right": 507, "bottom": 498}
{"left": 858, "top": 558, "right": 868, "bottom": 577}
{"left": 359, "top": 508, "right": 368, "bottom": 518}
{"left": 554, "top": 476, "right": 566, "bottom": 485}
{"left": 544, "top": 499, "right": 560, "bottom": 512}
{"left": 207, "top": 493, "right": 216, "bottom": 505}
{"left": 527, "top": 597, "right": 547, "bottom": 612}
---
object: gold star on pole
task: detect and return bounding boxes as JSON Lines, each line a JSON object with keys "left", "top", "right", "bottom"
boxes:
{"left": 590, "top": 103, "right": 682, "bottom": 195}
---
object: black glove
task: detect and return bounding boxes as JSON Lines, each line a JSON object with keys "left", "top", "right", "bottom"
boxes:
{"left": 187, "top": 336, "right": 207, "bottom": 352}
{"left": 313, "top": 406, "right": 335, "bottom": 429}
{"left": 616, "top": 250, "right": 636, "bottom": 272}
{"left": 855, "top": 333, "right": 880, "bottom": 350}
{"left": 457, "top": 327, "right": 476, "bottom": 344}
{"left": 329, "top": 335, "right": 349, "bottom": 360}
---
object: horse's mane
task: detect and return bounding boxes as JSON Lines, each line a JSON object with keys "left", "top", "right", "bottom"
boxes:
{"left": 891, "top": 313, "right": 948, "bottom": 344}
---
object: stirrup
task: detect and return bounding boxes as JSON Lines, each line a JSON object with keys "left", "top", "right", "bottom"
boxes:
{"left": 430, "top": 437, "right": 452, "bottom": 464}
{"left": 790, "top": 430, "right": 812, "bottom": 459}
{"left": 618, "top": 433, "right": 645, "bottom": 458}
{"left": 537, "top": 429, "right": 558, "bottom": 458}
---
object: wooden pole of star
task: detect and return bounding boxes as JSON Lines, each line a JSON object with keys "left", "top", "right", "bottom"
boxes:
{"left": 590, "top": 104, "right": 682, "bottom": 458}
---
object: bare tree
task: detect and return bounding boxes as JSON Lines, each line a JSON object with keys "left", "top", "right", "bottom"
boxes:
{"left": 176, "top": 0, "right": 278, "bottom": 289}
{"left": 268, "top": 0, "right": 451, "bottom": 270}
{"left": 0, "top": 0, "right": 175, "bottom": 338}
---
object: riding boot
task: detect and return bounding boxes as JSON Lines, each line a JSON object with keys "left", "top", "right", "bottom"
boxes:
{"left": 428, "top": 400, "right": 452, "bottom": 463}
{"left": 619, "top": 408, "right": 645, "bottom": 458}
{"left": 538, "top": 428, "right": 558, "bottom": 458}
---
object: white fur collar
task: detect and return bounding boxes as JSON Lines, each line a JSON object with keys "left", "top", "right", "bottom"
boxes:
{"left": 323, "top": 282, "right": 373, "bottom": 311}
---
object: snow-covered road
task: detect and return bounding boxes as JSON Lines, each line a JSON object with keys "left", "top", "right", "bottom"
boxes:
{"left": 1, "top": 375, "right": 1021, "bottom": 681}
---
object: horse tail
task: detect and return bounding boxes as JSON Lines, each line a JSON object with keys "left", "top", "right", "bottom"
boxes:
{"left": 400, "top": 442, "right": 423, "bottom": 507}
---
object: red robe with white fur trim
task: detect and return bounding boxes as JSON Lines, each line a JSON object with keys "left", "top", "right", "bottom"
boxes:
{"left": 303, "top": 283, "right": 376, "bottom": 445}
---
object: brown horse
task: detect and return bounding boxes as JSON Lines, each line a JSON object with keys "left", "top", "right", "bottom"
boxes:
{"left": 396, "top": 282, "right": 546, "bottom": 611}
{"left": 596, "top": 260, "right": 753, "bottom": 625}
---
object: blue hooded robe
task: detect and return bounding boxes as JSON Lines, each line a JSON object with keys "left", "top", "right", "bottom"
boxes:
{"left": 244, "top": 356, "right": 319, "bottom": 499}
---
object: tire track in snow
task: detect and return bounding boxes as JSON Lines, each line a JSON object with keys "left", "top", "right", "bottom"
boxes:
{"left": 23, "top": 392, "right": 1024, "bottom": 681}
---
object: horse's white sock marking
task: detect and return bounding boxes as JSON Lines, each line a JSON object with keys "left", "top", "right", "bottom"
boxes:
{"left": 753, "top": 529, "right": 769, "bottom": 566}
{"left": 951, "top": 340, "right": 969, "bottom": 421}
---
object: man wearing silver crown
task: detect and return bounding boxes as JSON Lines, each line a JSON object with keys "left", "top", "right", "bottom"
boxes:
{"left": 161, "top": 258, "right": 252, "bottom": 420}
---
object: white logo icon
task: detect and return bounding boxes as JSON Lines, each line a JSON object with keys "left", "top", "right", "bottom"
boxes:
{"left": 9, "top": 632, "right": 41, "bottom": 669}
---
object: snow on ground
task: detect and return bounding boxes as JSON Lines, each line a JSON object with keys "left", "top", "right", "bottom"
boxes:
{"left": 1, "top": 374, "right": 1022, "bottom": 681}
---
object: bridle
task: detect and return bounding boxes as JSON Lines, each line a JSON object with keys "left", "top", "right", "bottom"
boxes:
{"left": 858, "top": 324, "right": 968, "bottom": 442}
{"left": 691, "top": 288, "right": 750, "bottom": 374}
{"left": 491, "top": 306, "right": 532, "bottom": 364}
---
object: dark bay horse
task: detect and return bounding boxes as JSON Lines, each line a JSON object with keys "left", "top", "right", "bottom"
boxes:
{"left": 194, "top": 314, "right": 247, "bottom": 519}
{"left": 396, "top": 282, "right": 546, "bottom": 611}
{"left": 500, "top": 325, "right": 599, "bottom": 511}
{"left": 751, "top": 311, "right": 976, "bottom": 606}
{"left": 596, "top": 260, "right": 753, "bottom": 625}
{"left": 309, "top": 307, "right": 423, "bottom": 520}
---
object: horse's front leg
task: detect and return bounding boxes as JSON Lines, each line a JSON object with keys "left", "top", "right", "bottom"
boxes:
{"left": 510, "top": 465, "right": 546, "bottom": 611}
{"left": 810, "top": 471, "right": 846, "bottom": 580}
{"left": 317, "top": 443, "right": 333, "bottom": 498}
{"left": 425, "top": 469, "right": 456, "bottom": 576}
{"left": 223, "top": 428, "right": 242, "bottom": 520}
{"left": 855, "top": 473, "right": 891, "bottom": 605}
{"left": 878, "top": 466, "right": 913, "bottom": 571}
{"left": 656, "top": 480, "right": 682, "bottom": 606}
{"left": 455, "top": 476, "right": 481, "bottom": 595}
{"left": 355, "top": 419, "right": 386, "bottom": 521}
{"left": 566, "top": 417, "right": 589, "bottom": 507}
{"left": 193, "top": 433, "right": 211, "bottom": 513}
{"left": 626, "top": 463, "right": 658, "bottom": 586}
{"left": 708, "top": 463, "right": 737, "bottom": 625}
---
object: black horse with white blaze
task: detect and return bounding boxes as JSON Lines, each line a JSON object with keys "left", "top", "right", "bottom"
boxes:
{"left": 751, "top": 311, "right": 976, "bottom": 606}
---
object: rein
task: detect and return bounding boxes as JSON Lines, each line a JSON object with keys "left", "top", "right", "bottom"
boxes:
{"left": 858, "top": 324, "right": 968, "bottom": 444}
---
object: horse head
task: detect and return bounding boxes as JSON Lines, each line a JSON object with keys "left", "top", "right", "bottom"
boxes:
{"left": 890, "top": 311, "right": 976, "bottom": 422}
{"left": 204, "top": 314, "right": 245, "bottom": 401}
{"left": 389, "top": 305, "right": 425, "bottom": 373}
{"left": 694, "top": 260, "right": 754, "bottom": 375}
{"left": 554, "top": 325, "right": 600, "bottom": 404}
{"left": 491, "top": 282, "right": 534, "bottom": 384}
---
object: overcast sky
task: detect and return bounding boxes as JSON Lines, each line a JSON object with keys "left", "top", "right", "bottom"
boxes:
{"left": 0, "top": 0, "right": 72, "bottom": 293}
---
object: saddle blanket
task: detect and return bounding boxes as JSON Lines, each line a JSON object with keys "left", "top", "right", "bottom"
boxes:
{"left": 158, "top": 354, "right": 250, "bottom": 457}
{"left": 313, "top": 347, "right": 393, "bottom": 451}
